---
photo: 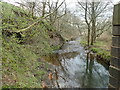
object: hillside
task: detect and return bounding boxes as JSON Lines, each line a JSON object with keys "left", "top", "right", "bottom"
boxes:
{"left": 1, "top": 1, "right": 64, "bottom": 88}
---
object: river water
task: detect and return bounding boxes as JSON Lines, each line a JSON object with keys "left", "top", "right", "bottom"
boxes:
{"left": 43, "top": 39, "right": 109, "bottom": 88}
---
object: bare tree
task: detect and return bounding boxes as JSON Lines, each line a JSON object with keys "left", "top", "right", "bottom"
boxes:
{"left": 47, "top": 0, "right": 66, "bottom": 25}
{"left": 57, "top": 10, "right": 82, "bottom": 40}
{"left": 13, "top": 0, "right": 67, "bottom": 33}
{"left": 16, "top": 0, "right": 36, "bottom": 17}
{"left": 77, "top": 0, "right": 112, "bottom": 46}
{"left": 41, "top": 0, "right": 46, "bottom": 17}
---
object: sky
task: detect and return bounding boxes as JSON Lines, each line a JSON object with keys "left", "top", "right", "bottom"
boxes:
{"left": 2, "top": 0, "right": 120, "bottom": 5}
{"left": 2, "top": 0, "right": 120, "bottom": 12}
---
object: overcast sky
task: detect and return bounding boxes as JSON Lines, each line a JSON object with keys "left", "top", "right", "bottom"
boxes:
{"left": 2, "top": 0, "right": 120, "bottom": 5}
{"left": 2, "top": 0, "right": 120, "bottom": 12}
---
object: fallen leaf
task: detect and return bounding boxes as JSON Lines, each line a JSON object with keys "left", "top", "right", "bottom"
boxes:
{"left": 48, "top": 73, "right": 53, "bottom": 80}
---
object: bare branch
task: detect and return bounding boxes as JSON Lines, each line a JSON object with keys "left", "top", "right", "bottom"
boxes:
{"left": 12, "top": 0, "right": 66, "bottom": 33}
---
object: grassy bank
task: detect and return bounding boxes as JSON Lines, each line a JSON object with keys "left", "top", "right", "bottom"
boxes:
{"left": 1, "top": 2, "right": 61, "bottom": 88}
{"left": 80, "top": 31, "right": 111, "bottom": 64}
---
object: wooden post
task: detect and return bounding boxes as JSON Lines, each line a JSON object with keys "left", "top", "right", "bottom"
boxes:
{"left": 109, "top": 3, "right": 120, "bottom": 89}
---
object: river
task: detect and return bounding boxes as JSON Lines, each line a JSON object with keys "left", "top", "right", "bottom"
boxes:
{"left": 43, "top": 38, "right": 109, "bottom": 88}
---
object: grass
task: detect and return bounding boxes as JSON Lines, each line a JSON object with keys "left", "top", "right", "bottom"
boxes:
{"left": 80, "top": 41, "right": 111, "bottom": 62}
{"left": 80, "top": 32, "right": 111, "bottom": 62}
{"left": 80, "top": 40, "right": 88, "bottom": 46}
{"left": 90, "top": 47, "right": 111, "bottom": 60}
{"left": 1, "top": 1, "right": 60, "bottom": 88}
{"left": 2, "top": 42, "right": 47, "bottom": 88}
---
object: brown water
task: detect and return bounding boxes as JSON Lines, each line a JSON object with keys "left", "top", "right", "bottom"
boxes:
{"left": 43, "top": 39, "right": 109, "bottom": 88}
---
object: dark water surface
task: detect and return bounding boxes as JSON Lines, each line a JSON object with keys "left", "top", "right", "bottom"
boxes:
{"left": 43, "top": 39, "right": 109, "bottom": 88}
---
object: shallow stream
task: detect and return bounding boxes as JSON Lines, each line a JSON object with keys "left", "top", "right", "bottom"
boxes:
{"left": 43, "top": 39, "right": 109, "bottom": 88}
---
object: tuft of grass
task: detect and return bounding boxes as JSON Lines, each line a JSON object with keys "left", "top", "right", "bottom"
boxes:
{"left": 51, "top": 45, "right": 60, "bottom": 50}
{"left": 80, "top": 40, "right": 87, "bottom": 46}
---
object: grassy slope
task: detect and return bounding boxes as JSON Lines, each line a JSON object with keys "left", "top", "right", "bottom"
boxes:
{"left": 80, "top": 32, "right": 111, "bottom": 63}
{"left": 1, "top": 2, "right": 58, "bottom": 88}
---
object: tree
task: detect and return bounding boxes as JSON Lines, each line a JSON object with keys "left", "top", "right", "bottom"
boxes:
{"left": 47, "top": 0, "right": 66, "bottom": 25}
{"left": 17, "top": 0, "right": 36, "bottom": 17}
{"left": 91, "top": 1, "right": 95, "bottom": 45}
{"left": 42, "top": 0, "right": 46, "bottom": 17}
{"left": 57, "top": 10, "right": 82, "bottom": 40}
{"left": 12, "top": 0, "right": 67, "bottom": 33}
{"left": 77, "top": 0, "right": 112, "bottom": 46}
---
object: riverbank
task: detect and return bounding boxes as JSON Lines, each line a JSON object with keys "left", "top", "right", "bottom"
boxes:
{"left": 1, "top": 2, "right": 80, "bottom": 88}
{"left": 80, "top": 39, "right": 111, "bottom": 66}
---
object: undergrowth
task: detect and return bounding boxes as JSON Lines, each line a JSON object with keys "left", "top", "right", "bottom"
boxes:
{"left": 1, "top": 1, "right": 59, "bottom": 88}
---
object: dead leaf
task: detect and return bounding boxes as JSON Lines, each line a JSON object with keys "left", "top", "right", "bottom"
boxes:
{"left": 48, "top": 73, "right": 53, "bottom": 80}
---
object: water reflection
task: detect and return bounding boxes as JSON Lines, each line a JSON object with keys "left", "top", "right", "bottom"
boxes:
{"left": 42, "top": 51, "right": 79, "bottom": 65}
{"left": 42, "top": 40, "right": 109, "bottom": 88}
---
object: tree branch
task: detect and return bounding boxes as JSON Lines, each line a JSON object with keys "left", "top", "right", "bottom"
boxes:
{"left": 14, "top": 0, "right": 65, "bottom": 33}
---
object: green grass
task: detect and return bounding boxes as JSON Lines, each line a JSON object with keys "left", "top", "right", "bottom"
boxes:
{"left": 1, "top": 2, "right": 33, "bottom": 31}
{"left": 80, "top": 40, "right": 111, "bottom": 61}
{"left": 93, "top": 41, "right": 104, "bottom": 47}
{"left": 90, "top": 47, "right": 111, "bottom": 60}
{"left": 80, "top": 40, "right": 88, "bottom": 46}
{"left": 2, "top": 41, "right": 44, "bottom": 88}
{"left": 1, "top": 1, "right": 59, "bottom": 88}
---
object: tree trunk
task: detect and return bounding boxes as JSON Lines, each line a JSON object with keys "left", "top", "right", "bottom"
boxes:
{"left": 91, "top": 1, "right": 96, "bottom": 45}
{"left": 42, "top": 1, "right": 46, "bottom": 17}
{"left": 31, "top": 2, "right": 35, "bottom": 18}
{"left": 88, "top": 26, "right": 90, "bottom": 46}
